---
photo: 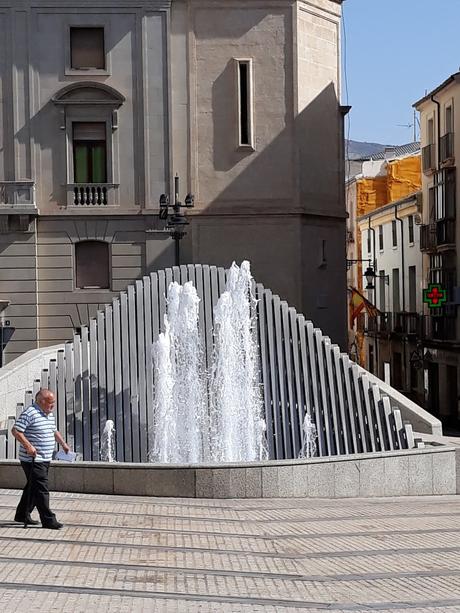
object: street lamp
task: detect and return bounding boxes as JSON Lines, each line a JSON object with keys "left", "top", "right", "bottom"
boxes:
{"left": 159, "top": 175, "right": 195, "bottom": 266}
{"left": 347, "top": 259, "right": 389, "bottom": 291}
{"left": 346, "top": 258, "right": 375, "bottom": 290}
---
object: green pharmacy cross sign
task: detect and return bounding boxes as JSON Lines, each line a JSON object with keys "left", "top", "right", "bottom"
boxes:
{"left": 423, "top": 283, "right": 447, "bottom": 309}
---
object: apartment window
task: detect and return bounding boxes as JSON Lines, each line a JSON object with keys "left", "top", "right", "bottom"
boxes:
{"left": 70, "top": 27, "right": 105, "bottom": 70}
{"left": 378, "top": 225, "right": 384, "bottom": 251}
{"left": 446, "top": 104, "right": 453, "bottom": 133}
{"left": 73, "top": 123, "right": 107, "bottom": 183}
{"left": 392, "top": 268, "right": 400, "bottom": 311}
{"left": 408, "top": 215, "right": 414, "bottom": 244}
{"left": 75, "top": 241, "right": 110, "bottom": 289}
{"left": 236, "top": 59, "right": 254, "bottom": 148}
{"left": 435, "top": 168, "right": 456, "bottom": 219}
{"left": 427, "top": 117, "right": 434, "bottom": 144}
{"left": 392, "top": 220, "right": 397, "bottom": 247}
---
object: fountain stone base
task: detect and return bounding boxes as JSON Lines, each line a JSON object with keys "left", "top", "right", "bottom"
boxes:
{"left": 0, "top": 446, "right": 458, "bottom": 498}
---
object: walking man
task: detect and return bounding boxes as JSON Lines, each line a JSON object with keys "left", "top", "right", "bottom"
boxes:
{"left": 12, "top": 388, "right": 70, "bottom": 529}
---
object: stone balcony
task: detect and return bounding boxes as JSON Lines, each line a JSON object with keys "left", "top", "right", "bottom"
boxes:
{"left": 0, "top": 180, "right": 37, "bottom": 232}
{"left": 67, "top": 183, "right": 119, "bottom": 207}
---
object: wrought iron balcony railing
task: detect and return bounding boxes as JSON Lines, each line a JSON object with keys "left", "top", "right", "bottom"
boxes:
{"left": 422, "top": 314, "right": 457, "bottom": 342}
{"left": 420, "top": 218, "right": 456, "bottom": 252}
{"left": 422, "top": 144, "right": 436, "bottom": 173}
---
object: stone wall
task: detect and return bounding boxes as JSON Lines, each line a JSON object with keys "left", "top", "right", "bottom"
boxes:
{"left": 0, "top": 447, "right": 457, "bottom": 498}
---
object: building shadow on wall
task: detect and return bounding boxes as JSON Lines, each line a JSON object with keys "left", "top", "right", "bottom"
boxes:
{"left": 193, "top": 82, "right": 347, "bottom": 347}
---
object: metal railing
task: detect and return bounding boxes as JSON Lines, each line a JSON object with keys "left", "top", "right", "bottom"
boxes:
{"left": 422, "top": 144, "right": 436, "bottom": 173}
{"left": 422, "top": 315, "right": 457, "bottom": 342}
{"left": 420, "top": 218, "right": 456, "bottom": 251}
{"left": 392, "top": 312, "right": 419, "bottom": 335}
{"left": 365, "top": 312, "right": 420, "bottom": 336}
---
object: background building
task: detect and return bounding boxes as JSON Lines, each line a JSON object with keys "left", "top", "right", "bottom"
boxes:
{"left": 0, "top": 0, "right": 346, "bottom": 364}
{"left": 346, "top": 144, "right": 421, "bottom": 365}
{"left": 415, "top": 72, "right": 460, "bottom": 431}
{"left": 358, "top": 192, "right": 423, "bottom": 400}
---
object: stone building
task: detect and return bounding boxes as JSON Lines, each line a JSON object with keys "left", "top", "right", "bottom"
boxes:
{"left": 0, "top": 0, "right": 346, "bottom": 364}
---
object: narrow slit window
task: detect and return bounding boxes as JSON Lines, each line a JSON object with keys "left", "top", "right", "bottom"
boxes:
{"left": 237, "top": 60, "right": 253, "bottom": 147}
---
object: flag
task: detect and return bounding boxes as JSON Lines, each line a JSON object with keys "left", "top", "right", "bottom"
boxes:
{"left": 348, "top": 287, "right": 380, "bottom": 327}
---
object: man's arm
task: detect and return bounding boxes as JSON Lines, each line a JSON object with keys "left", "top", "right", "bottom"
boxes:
{"left": 11, "top": 426, "right": 37, "bottom": 457}
{"left": 54, "top": 431, "right": 70, "bottom": 454}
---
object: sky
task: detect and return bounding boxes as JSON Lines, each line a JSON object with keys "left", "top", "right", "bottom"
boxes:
{"left": 342, "top": 0, "right": 460, "bottom": 146}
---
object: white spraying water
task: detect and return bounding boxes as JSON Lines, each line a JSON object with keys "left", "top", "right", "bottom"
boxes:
{"left": 150, "top": 282, "right": 208, "bottom": 463}
{"left": 151, "top": 261, "right": 267, "bottom": 464}
{"left": 100, "top": 419, "right": 115, "bottom": 462}
{"left": 210, "top": 262, "right": 267, "bottom": 462}
{"left": 299, "top": 413, "right": 317, "bottom": 459}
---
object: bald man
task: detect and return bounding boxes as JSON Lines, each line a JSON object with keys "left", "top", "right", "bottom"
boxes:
{"left": 12, "top": 388, "right": 70, "bottom": 529}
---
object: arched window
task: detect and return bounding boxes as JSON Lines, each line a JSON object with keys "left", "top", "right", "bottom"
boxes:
{"left": 75, "top": 241, "right": 110, "bottom": 289}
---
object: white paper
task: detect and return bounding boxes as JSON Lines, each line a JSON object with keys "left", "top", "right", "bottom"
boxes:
{"left": 55, "top": 450, "right": 77, "bottom": 462}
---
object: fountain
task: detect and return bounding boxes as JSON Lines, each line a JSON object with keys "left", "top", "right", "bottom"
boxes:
{"left": 299, "top": 413, "right": 317, "bottom": 459}
{"left": 209, "top": 262, "right": 267, "bottom": 462}
{"left": 151, "top": 262, "right": 267, "bottom": 464}
{"left": 150, "top": 282, "right": 208, "bottom": 463}
{"left": 100, "top": 419, "right": 115, "bottom": 462}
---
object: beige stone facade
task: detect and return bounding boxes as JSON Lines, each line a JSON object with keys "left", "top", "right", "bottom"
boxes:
{"left": 0, "top": 0, "right": 346, "bottom": 363}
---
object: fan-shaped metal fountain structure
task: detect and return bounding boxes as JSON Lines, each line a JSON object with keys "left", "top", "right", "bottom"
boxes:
{"left": 1, "top": 263, "right": 416, "bottom": 462}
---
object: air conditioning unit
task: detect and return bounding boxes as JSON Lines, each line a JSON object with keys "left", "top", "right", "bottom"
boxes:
{"left": 414, "top": 213, "right": 422, "bottom": 225}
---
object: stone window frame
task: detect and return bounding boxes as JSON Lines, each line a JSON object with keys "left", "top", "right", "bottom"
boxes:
{"left": 74, "top": 239, "right": 112, "bottom": 291}
{"left": 234, "top": 58, "right": 255, "bottom": 151}
{"left": 65, "top": 22, "right": 111, "bottom": 77}
{"left": 52, "top": 82, "right": 125, "bottom": 207}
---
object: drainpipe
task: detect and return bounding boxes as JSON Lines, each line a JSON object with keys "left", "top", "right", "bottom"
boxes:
{"left": 394, "top": 204, "right": 406, "bottom": 390}
{"left": 368, "top": 218, "right": 378, "bottom": 377}
{"left": 430, "top": 94, "right": 441, "bottom": 175}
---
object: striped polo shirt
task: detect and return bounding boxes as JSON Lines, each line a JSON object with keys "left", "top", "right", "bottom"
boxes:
{"left": 14, "top": 403, "right": 57, "bottom": 463}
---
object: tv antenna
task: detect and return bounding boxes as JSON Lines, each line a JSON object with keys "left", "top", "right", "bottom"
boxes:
{"left": 397, "top": 110, "right": 420, "bottom": 142}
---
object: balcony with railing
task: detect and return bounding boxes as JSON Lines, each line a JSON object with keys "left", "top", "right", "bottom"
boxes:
{"left": 422, "top": 143, "right": 436, "bottom": 173}
{"left": 392, "top": 312, "right": 420, "bottom": 335}
{"left": 364, "top": 312, "right": 392, "bottom": 336}
{"left": 420, "top": 218, "right": 456, "bottom": 252}
{"left": 0, "top": 180, "right": 36, "bottom": 212}
{"left": 422, "top": 314, "right": 457, "bottom": 342}
{"left": 67, "top": 183, "right": 118, "bottom": 207}
{"left": 440, "top": 132, "right": 454, "bottom": 165}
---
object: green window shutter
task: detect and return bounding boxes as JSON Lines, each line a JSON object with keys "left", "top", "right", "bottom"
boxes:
{"left": 91, "top": 144, "right": 107, "bottom": 183}
{"left": 74, "top": 144, "right": 89, "bottom": 183}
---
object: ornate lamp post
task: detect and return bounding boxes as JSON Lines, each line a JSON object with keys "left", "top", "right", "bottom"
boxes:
{"left": 159, "top": 175, "right": 194, "bottom": 266}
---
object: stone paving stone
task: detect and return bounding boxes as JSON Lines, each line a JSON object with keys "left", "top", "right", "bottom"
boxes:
{"left": 0, "top": 489, "right": 460, "bottom": 610}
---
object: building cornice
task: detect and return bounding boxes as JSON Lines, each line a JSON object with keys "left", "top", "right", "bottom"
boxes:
{"left": 357, "top": 191, "right": 421, "bottom": 223}
{"left": 413, "top": 72, "right": 460, "bottom": 109}
{"left": 0, "top": 1, "right": 171, "bottom": 7}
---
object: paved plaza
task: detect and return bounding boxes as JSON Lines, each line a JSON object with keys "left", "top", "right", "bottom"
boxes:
{"left": 0, "top": 489, "right": 459, "bottom": 611}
